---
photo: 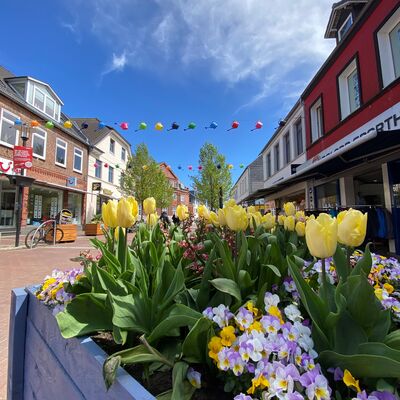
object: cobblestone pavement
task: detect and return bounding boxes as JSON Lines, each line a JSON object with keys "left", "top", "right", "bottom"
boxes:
{"left": 0, "top": 235, "right": 97, "bottom": 399}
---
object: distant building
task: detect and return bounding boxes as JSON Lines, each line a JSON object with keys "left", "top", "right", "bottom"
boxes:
{"left": 159, "top": 162, "right": 190, "bottom": 216}
{"left": 72, "top": 118, "right": 131, "bottom": 222}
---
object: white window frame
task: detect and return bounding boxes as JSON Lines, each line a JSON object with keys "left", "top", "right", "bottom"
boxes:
{"left": 0, "top": 108, "right": 19, "bottom": 148}
{"left": 73, "top": 147, "right": 83, "bottom": 173}
{"left": 32, "top": 85, "right": 59, "bottom": 121}
{"left": 32, "top": 128, "right": 47, "bottom": 160}
{"left": 33, "top": 86, "right": 45, "bottom": 112}
{"left": 274, "top": 143, "right": 280, "bottom": 172}
{"left": 95, "top": 159, "right": 102, "bottom": 179}
{"left": 284, "top": 132, "right": 291, "bottom": 165}
{"left": 180, "top": 194, "right": 185, "bottom": 202}
{"left": 338, "top": 13, "right": 353, "bottom": 41}
{"left": 377, "top": 7, "right": 400, "bottom": 88}
{"left": 121, "top": 147, "right": 126, "bottom": 161}
{"left": 338, "top": 59, "right": 360, "bottom": 119}
{"left": 110, "top": 138, "right": 115, "bottom": 154}
{"left": 55, "top": 138, "right": 67, "bottom": 168}
{"left": 310, "top": 98, "right": 323, "bottom": 143}
{"left": 108, "top": 166, "right": 114, "bottom": 183}
{"left": 294, "top": 118, "right": 303, "bottom": 156}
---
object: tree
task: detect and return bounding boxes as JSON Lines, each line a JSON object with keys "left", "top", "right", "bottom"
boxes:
{"left": 120, "top": 143, "right": 173, "bottom": 211}
{"left": 191, "top": 143, "right": 232, "bottom": 210}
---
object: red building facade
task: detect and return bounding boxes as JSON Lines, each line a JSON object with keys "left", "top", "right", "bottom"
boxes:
{"left": 159, "top": 162, "right": 190, "bottom": 216}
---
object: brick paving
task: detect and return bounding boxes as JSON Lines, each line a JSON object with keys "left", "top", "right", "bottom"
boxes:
{"left": 0, "top": 235, "right": 96, "bottom": 399}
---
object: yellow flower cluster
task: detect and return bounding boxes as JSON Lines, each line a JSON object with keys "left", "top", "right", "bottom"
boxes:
{"left": 102, "top": 197, "right": 139, "bottom": 228}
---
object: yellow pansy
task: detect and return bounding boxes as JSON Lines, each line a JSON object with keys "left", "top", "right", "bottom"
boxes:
{"left": 219, "top": 325, "right": 236, "bottom": 347}
{"left": 343, "top": 369, "right": 361, "bottom": 393}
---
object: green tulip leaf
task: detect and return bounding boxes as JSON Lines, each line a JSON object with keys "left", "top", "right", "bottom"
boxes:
{"left": 171, "top": 362, "right": 196, "bottom": 400}
{"left": 384, "top": 330, "right": 400, "bottom": 350}
{"left": 358, "top": 342, "right": 400, "bottom": 363}
{"left": 333, "top": 245, "right": 349, "bottom": 281}
{"left": 103, "top": 355, "right": 121, "bottom": 390}
{"left": 56, "top": 293, "right": 113, "bottom": 338}
{"left": 318, "top": 349, "right": 400, "bottom": 378}
{"left": 182, "top": 317, "right": 213, "bottom": 363}
{"left": 262, "top": 264, "right": 281, "bottom": 277}
{"left": 351, "top": 243, "right": 372, "bottom": 277}
{"left": 210, "top": 278, "right": 242, "bottom": 303}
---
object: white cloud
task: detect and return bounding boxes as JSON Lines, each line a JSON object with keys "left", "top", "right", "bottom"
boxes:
{"left": 67, "top": 0, "right": 336, "bottom": 103}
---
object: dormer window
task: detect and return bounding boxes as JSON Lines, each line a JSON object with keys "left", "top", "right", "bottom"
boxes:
{"left": 338, "top": 13, "right": 353, "bottom": 41}
{"left": 33, "top": 86, "right": 59, "bottom": 120}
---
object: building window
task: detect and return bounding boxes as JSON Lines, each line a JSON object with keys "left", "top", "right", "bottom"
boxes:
{"left": 180, "top": 195, "right": 185, "bottom": 202}
{"left": 294, "top": 119, "right": 303, "bottom": 156}
{"left": 173, "top": 193, "right": 177, "bottom": 200}
{"left": 266, "top": 153, "right": 271, "bottom": 178}
{"left": 377, "top": 8, "right": 400, "bottom": 87}
{"left": 274, "top": 144, "right": 280, "bottom": 172}
{"left": 108, "top": 166, "right": 114, "bottom": 183}
{"left": 33, "top": 87, "right": 45, "bottom": 111}
{"left": 338, "top": 59, "right": 361, "bottom": 119}
{"left": 338, "top": 13, "right": 353, "bottom": 41}
{"left": 32, "top": 128, "right": 46, "bottom": 159}
{"left": 0, "top": 109, "right": 19, "bottom": 147}
{"left": 73, "top": 147, "right": 83, "bottom": 173}
{"left": 284, "top": 133, "right": 291, "bottom": 165}
{"left": 121, "top": 147, "right": 126, "bottom": 161}
{"left": 33, "top": 86, "right": 58, "bottom": 120}
{"left": 55, "top": 138, "right": 67, "bottom": 167}
{"left": 95, "top": 159, "right": 102, "bottom": 179}
{"left": 110, "top": 138, "right": 115, "bottom": 154}
{"left": 310, "top": 98, "right": 323, "bottom": 143}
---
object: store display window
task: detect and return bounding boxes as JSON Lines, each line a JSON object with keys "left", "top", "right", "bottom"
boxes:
{"left": 27, "top": 185, "right": 63, "bottom": 225}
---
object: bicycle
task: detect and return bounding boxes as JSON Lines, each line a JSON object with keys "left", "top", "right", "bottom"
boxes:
{"left": 25, "top": 220, "right": 64, "bottom": 249}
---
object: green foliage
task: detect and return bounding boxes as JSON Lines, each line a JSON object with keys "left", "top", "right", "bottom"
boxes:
{"left": 191, "top": 143, "right": 232, "bottom": 209}
{"left": 287, "top": 245, "right": 399, "bottom": 379}
{"left": 120, "top": 143, "right": 173, "bottom": 209}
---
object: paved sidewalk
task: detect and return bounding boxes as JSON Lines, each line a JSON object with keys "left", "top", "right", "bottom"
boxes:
{"left": 0, "top": 235, "right": 97, "bottom": 399}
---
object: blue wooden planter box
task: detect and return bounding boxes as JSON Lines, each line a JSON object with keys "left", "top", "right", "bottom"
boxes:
{"left": 8, "top": 287, "right": 156, "bottom": 400}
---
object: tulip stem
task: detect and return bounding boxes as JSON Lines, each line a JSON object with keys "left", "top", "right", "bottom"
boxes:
{"left": 321, "top": 258, "right": 328, "bottom": 302}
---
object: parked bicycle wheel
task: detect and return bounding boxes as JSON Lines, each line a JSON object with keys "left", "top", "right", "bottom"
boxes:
{"left": 25, "top": 228, "right": 42, "bottom": 249}
{"left": 44, "top": 228, "right": 64, "bottom": 244}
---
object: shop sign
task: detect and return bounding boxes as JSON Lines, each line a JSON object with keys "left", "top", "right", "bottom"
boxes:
{"left": 13, "top": 146, "right": 33, "bottom": 169}
{"left": 92, "top": 182, "right": 102, "bottom": 191}
{"left": 103, "top": 188, "right": 113, "bottom": 196}
{"left": 67, "top": 177, "right": 77, "bottom": 187}
{"left": 0, "top": 156, "right": 14, "bottom": 174}
{"left": 298, "top": 102, "right": 400, "bottom": 173}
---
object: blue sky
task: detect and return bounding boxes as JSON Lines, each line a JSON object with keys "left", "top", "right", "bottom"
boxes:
{"left": 0, "top": 0, "right": 335, "bottom": 187}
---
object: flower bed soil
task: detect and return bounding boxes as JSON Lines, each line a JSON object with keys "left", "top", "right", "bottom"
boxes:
{"left": 92, "top": 333, "right": 231, "bottom": 400}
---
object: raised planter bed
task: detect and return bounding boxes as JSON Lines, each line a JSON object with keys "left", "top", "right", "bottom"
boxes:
{"left": 84, "top": 223, "right": 103, "bottom": 236}
{"left": 8, "top": 287, "right": 155, "bottom": 400}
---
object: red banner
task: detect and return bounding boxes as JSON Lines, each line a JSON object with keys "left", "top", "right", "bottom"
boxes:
{"left": 13, "top": 146, "right": 33, "bottom": 169}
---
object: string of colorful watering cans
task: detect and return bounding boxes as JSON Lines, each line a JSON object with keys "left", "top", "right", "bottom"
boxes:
{"left": 13, "top": 117, "right": 263, "bottom": 133}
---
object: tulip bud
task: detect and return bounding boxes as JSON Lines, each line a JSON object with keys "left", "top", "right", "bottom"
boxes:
{"left": 143, "top": 197, "right": 156, "bottom": 215}
{"left": 117, "top": 196, "right": 139, "bottom": 228}
{"left": 284, "top": 215, "right": 296, "bottom": 231}
{"left": 305, "top": 213, "right": 337, "bottom": 259}
{"left": 337, "top": 209, "right": 368, "bottom": 247}
{"left": 102, "top": 200, "right": 118, "bottom": 228}
{"left": 261, "top": 212, "right": 275, "bottom": 230}
{"left": 146, "top": 213, "right": 158, "bottom": 226}
{"left": 209, "top": 211, "right": 220, "bottom": 226}
{"left": 295, "top": 221, "right": 305, "bottom": 237}
{"left": 278, "top": 215, "right": 286, "bottom": 226}
{"left": 218, "top": 208, "right": 227, "bottom": 226}
{"left": 176, "top": 204, "right": 189, "bottom": 221}
{"left": 283, "top": 202, "right": 296, "bottom": 216}
{"left": 225, "top": 205, "right": 249, "bottom": 231}
{"left": 198, "top": 204, "right": 210, "bottom": 220}
{"left": 248, "top": 211, "right": 262, "bottom": 229}
{"left": 224, "top": 199, "right": 236, "bottom": 208}
{"left": 295, "top": 210, "right": 305, "bottom": 221}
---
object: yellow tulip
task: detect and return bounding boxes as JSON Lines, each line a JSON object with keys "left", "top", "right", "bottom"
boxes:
{"left": 247, "top": 206, "right": 257, "bottom": 214}
{"left": 198, "top": 204, "right": 210, "bottom": 220}
{"left": 102, "top": 199, "right": 118, "bottom": 228}
{"left": 146, "top": 213, "right": 158, "bottom": 226}
{"left": 225, "top": 205, "right": 249, "bottom": 231}
{"left": 143, "top": 197, "right": 156, "bottom": 215}
{"left": 305, "top": 213, "right": 337, "bottom": 259}
{"left": 218, "top": 208, "right": 227, "bottom": 226}
{"left": 224, "top": 199, "right": 236, "bottom": 208}
{"left": 248, "top": 211, "right": 262, "bottom": 229}
{"left": 209, "top": 211, "right": 220, "bottom": 226}
{"left": 284, "top": 215, "right": 296, "bottom": 231}
{"left": 283, "top": 202, "right": 296, "bottom": 216}
{"left": 278, "top": 215, "right": 286, "bottom": 226}
{"left": 117, "top": 196, "right": 139, "bottom": 228}
{"left": 261, "top": 212, "right": 276, "bottom": 230}
{"left": 295, "top": 221, "right": 305, "bottom": 237}
{"left": 295, "top": 210, "right": 305, "bottom": 221}
{"left": 337, "top": 209, "right": 368, "bottom": 247}
{"left": 176, "top": 204, "right": 189, "bottom": 221}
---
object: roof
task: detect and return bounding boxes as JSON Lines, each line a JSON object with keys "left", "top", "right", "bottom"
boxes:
{"left": 72, "top": 118, "right": 132, "bottom": 150}
{"left": 0, "top": 66, "right": 89, "bottom": 145}
{"left": 325, "top": 0, "right": 369, "bottom": 38}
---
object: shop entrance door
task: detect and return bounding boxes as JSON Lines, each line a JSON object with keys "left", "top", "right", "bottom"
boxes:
{"left": 0, "top": 190, "right": 16, "bottom": 227}
{"left": 388, "top": 160, "right": 400, "bottom": 254}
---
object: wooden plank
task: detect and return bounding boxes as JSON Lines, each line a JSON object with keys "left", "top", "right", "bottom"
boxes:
{"left": 23, "top": 318, "right": 85, "bottom": 400}
{"left": 7, "top": 288, "right": 28, "bottom": 400}
{"left": 25, "top": 289, "right": 155, "bottom": 400}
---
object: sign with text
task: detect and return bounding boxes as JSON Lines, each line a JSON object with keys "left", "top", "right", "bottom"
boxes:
{"left": 66, "top": 177, "right": 77, "bottom": 187}
{"left": 13, "top": 146, "right": 33, "bottom": 169}
{"left": 92, "top": 182, "right": 102, "bottom": 191}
